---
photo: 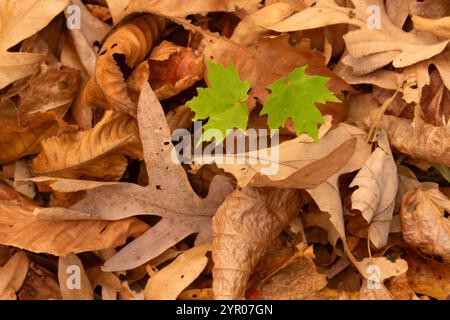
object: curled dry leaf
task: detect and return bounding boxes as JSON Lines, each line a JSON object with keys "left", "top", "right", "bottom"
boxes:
{"left": 144, "top": 243, "right": 211, "bottom": 300}
{"left": 413, "top": 15, "right": 450, "bottom": 40}
{"left": 213, "top": 187, "right": 307, "bottom": 299}
{"left": 58, "top": 254, "right": 93, "bottom": 300}
{"left": 128, "top": 41, "right": 206, "bottom": 101}
{"left": 366, "top": 113, "right": 450, "bottom": 166}
{"left": 35, "top": 84, "right": 234, "bottom": 272}
{"left": 84, "top": 15, "right": 167, "bottom": 115}
{"left": 0, "top": 183, "right": 148, "bottom": 256}
{"left": 18, "top": 64, "right": 81, "bottom": 127}
{"left": 350, "top": 130, "right": 398, "bottom": 248}
{"left": 32, "top": 111, "right": 142, "bottom": 181}
{"left": 400, "top": 185, "right": 450, "bottom": 263}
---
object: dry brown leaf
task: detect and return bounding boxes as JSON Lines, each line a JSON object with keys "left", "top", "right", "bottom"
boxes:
{"left": 350, "top": 130, "right": 398, "bottom": 248}
{"left": 166, "top": 105, "right": 195, "bottom": 132}
{"left": 213, "top": 187, "right": 307, "bottom": 299}
{"left": 0, "top": 0, "right": 69, "bottom": 89}
{"left": 404, "top": 249, "right": 450, "bottom": 300}
{"left": 215, "top": 122, "right": 368, "bottom": 189}
{"left": 366, "top": 112, "right": 450, "bottom": 166}
{"left": 385, "top": 273, "right": 419, "bottom": 300}
{"left": 144, "top": 243, "right": 211, "bottom": 300}
{"left": 84, "top": 15, "right": 167, "bottom": 115}
{"left": 35, "top": 83, "right": 234, "bottom": 272}
{"left": 254, "top": 256, "right": 327, "bottom": 300}
{"left": 413, "top": 15, "right": 450, "bottom": 40}
{"left": 18, "top": 64, "right": 81, "bottom": 127}
{"left": 359, "top": 280, "right": 393, "bottom": 300}
{"left": 120, "top": 0, "right": 260, "bottom": 23}
{"left": 400, "top": 185, "right": 450, "bottom": 263}
{"left": 269, "top": 0, "right": 449, "bottom": 73}
{"left": 0, "top": 120, "right": 59, "bottom": 165}
{"left": 58, "top": 254, "right": 94, "bottom": 300}
{"left": 0, "top": 251, "right": 29, "bottom": 299}
{"left": 32, "top": 111, "right": 142, "bottom": 181}
{"left": 18, "top": 263, "right": 62, "bottom": 300}
{"left": 86, "top": 266, "right": 134, "bottom": 300}
{"left": 0, "top": 183, "right": 148, "bottom": 256}
{"left": 178, "top": 288, "right": 214, "bottom": 300}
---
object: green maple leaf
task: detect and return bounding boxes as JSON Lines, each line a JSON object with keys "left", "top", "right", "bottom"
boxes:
{"left": 187, "top": 60, "right": 250, "bottom": 145}
{"left": 261, "top": 65, "right": 341, "bottom": 142}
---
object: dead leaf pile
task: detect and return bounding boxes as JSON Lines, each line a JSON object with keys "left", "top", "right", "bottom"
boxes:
{"left": 0, "top": 0, "right": 449, "bottom": 301}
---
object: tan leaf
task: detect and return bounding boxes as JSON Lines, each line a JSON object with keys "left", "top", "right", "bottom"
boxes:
{"left": 84, "top": 15, "right": 167, "bottom": 115}
{"left": 0, "top": 0, "right": 69, "bottom": 51}
{"left": 18, "top": 64, "right": 81, "bottom": 127}
{"left": 178, "top": 288, "right": 213, "bottom": 300}
{"left": 166, "top": 105, "right": 195, "bottom": 132}
{"left": 270, "top": 0, "right": 449, "bottom": 73}
{"left": 58, "top": 254, "right": 93, "bottom": 300}
{"left": 413, "top": 15, "right": 450, "bottom": 40}
{"left": 0, "top": 0, "right": 69, "bottom": 88}
{"left": 35, "top": 83, "right": 234, "bottom": 272}
{"left": 215, "top": 122, "right": 368, "bottom": 189}
{"left": 32, "top": 111, "right": 142, "bottom": 181}
{"left": 350, "top": 131, "right": 398, "bottom": 248}
{"left": 400, "top": 185, "right": 450, "bottom": 263}
{"left": 0, "top": 52, "right": 45, "bottom": 90}
{"left": 144, "top": 243, "right": 211, "bottom": 300}
{"left": 0, "top": 251, "right": 29, "bottom": 298}
{"left": 121, "top": 0, "right": 260, "bottom": 23}
{"left": 213, "top": 187, "right": 307, "bottom": 299}
{"left": 385, "top": 273, "right": 419, "bottom": 300}
{"left": 404, "top": 249, "right": 450, "bottom": 300}
{"left": 254, "top": 256, "right": 327, "bottom": 300}
{"left": 359, "top": 280, "right": 394, "bottom": 300}
{"left": 0, "top": 183, "right": 149, "bottom": 256}
{"left": 86, "top": 266, "right": 134, "bottom": 300}
{"left": 367, "top": 113, "right": 450, "bottom": 166}
{"left": 357, "top": 256, "right": 408, "bottom": 281}
{"left": 0, "top": 120, "right": 59, "bottom": 165}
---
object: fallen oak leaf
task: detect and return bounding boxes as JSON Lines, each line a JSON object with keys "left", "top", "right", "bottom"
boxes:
{"left": 400, "top": 185, "right": 450, "bottom": 263}
{"left": 0, "top": 183, "right": 148, "bottom": 256}
{"left": 413, "top": 15, "right": 450, "bottom": 40}
{"left": 350, "top": 130, "right": 398, "bottom": 249}
{"left": 35, "top": 83, "right": 234, "bottom": 272}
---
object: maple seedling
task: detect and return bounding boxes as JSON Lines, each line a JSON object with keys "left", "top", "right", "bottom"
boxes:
{"left": 187, "top": 61, "right": 341, "bottom": 145}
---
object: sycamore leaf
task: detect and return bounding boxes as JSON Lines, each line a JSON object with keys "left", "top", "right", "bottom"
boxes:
{"left": 35, "top": 83, "right": 234, "bottom": 272}
{"left": 187, "top": 61, "right": 250, "bottom": 145}
{"left": 261, "top": 65, "right": 340, "bottom": 141}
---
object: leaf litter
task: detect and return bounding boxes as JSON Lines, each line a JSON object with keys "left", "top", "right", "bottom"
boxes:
{"left": 0, "top": 0, "right": 449, "bottom": 300}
